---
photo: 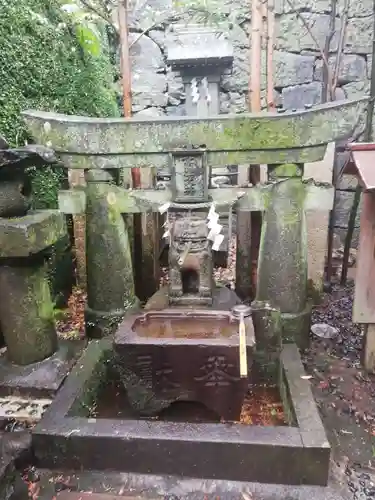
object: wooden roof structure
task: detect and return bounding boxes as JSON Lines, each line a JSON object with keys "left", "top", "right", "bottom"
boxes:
{"left": 344, "top": 143, "right": 375, "bottom": 372}
{"left": 345, "top": 143, "right": 375, "bottom": 192}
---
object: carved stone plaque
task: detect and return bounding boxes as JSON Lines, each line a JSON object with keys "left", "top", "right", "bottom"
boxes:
{"left": 170, "top": 150, "right": 209, "bottom": 203}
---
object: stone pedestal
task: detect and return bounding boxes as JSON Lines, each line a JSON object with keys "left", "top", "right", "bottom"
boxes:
{"left": 0, "top": 210, "right": 66, "bottom": 365}
{"left": 0, "top": 262, "right": 57, "bottom": 365}
{"left": 0, "top": 209, "right": 84, "bottom": 395}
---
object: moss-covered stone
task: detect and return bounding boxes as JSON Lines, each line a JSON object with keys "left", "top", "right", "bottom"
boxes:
{"left": 256, "top": 174, "right": 310, "bottom": 348}
{"left": 269, "top": 163, "right": 303, "bottom": 179}
{"left": 281, "top": 303, "right": 312, "bottom": 350}
{"left": 0, "top": 210, "right": 66, "bottom": 258}
{"left": 23, "top": 97, "right": 367, "bottom": 158}
{"left": 0, "top": 262, "right": 58, "bottom": 365}
{"left": 84, "top": 170, "right": 137, "bottom": 338}
{"left": 67, "top": 338, "right": 112, "bottom": 417}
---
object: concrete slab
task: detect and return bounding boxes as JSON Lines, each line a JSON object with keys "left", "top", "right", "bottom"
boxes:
{"left": 35, "top": 469, "right": 350, "bottom": 500}
{"left": 32, "top": 340, "right": 330, "bottom": 487}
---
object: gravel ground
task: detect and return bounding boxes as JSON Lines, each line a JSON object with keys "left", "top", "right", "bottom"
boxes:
{"left": 305, "top": 281, "right": 375, "bottom": 500}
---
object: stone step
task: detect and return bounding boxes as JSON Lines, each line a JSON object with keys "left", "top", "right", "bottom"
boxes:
{"left": 56, "top": 493, "right": 146, "bottom": 499}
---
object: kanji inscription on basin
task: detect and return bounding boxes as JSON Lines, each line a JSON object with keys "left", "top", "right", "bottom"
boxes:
{"left": 155, "top": 365, "right": 181, "bottom": 392}
{"left": 194, "top": 355, "right": 239, "bottom": 387}
{"left": 135, "top": 354, "right": 153, "bottom": 385}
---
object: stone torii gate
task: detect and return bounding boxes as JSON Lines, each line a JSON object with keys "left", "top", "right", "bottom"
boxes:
{"left": 23, "top": 98, "right": 367, "bottom": 347}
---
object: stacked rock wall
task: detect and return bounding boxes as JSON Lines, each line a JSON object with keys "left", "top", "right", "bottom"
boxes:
{"left": 123, "top": 0, "right": 370, "bottom": 244}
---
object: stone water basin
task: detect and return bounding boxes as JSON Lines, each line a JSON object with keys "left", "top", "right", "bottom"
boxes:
{"left": 113, "top": 309, "right": 255, "bottom": 421}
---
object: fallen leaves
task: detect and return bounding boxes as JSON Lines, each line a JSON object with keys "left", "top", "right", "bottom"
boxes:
{"left": 239, "top": 385, "right": 286, "bottom": 426}
{"left": 56, "top": 287, "right": 86, "bottom": 340}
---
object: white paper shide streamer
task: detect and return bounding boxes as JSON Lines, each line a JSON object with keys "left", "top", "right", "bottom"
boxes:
{"left": 207, "top": 203, "right": 224, "bottom": 251}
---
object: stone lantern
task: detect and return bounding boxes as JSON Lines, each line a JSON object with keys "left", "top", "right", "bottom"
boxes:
{"left": 0, "top": 140, "right": 72, "bottom": 394}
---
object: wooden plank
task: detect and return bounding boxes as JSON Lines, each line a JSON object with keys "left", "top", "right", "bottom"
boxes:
{"left": 353, "top": 192, "right": 375, "bottom": 323}
{"left": 363, "top": 324, "right": 375, "bottom": 373}
{"left": 135, "top": 166, "right": 160, "bottom": 301}
{"left": 58, "top": 183, "right": 334, "bottom": 215}
{"left": 58, "top": 188, "right": 86, "bottom": 214}
{"left": 236, "top": 209, "right": 252, "bottom": 299}
{"left": 349, "top": 149, "right": 375, "bottom": 192}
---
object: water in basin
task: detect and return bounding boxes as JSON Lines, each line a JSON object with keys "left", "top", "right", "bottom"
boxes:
{"left": 133, "top": 314, "right": 238, "bottom": 339}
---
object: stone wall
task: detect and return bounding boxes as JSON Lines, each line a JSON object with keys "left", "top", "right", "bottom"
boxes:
{"left": 121, "top": 0, "right": 369, "bottom": 244}
{"left": 125, "top": 0, "right": 372, "bottom": 115}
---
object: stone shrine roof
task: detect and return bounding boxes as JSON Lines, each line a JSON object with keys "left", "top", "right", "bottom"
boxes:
{"left": 165, "top": 24, "right": 234, "bottom": 69}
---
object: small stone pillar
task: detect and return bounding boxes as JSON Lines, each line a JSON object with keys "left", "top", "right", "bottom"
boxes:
{"left": 251, "top": 300, "right": 282, "bottom": 384}
{"left": 0, "top": 166, "right": 65, "bottom": 365}
{"left": 85, "top": 169, "right": 138, "bottom": 338}
{"left": 256, "top": 164, "right": 311, "bottom": 349}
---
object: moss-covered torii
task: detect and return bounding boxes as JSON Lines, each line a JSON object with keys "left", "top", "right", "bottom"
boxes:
{"left": 23, "top": 98, "right": 368, "bottom": 345}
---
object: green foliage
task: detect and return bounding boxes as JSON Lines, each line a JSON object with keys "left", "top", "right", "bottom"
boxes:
{"left": 0, "top": 0, "right": 119, "bottom": 148}
{"left": 0, "top": 0, "right": 119, "bottom": 303}
{"left": 0, "top": 0, "right": 119, "bottom": 209}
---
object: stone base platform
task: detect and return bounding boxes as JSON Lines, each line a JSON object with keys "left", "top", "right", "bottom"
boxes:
{"left": 35, "top": 469, "right": 348, "bottom": 500}
{"left": 144, "top": 285, "right": 241, "bottom": 311}
{"left": 0, "top": 339, "right": 86, "bottom": 398}
{"left": 31, "top": 340, "right": 331, "bottom": 487}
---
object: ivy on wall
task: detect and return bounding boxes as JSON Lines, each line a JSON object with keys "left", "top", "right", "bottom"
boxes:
{"left": 0, "top": 0, "right": 119, "bottom": 208}
{"left": 0, "top": 0, "right": 120, "bottom": 303}
{"left": 0, "top": 0, "right": 119, "bottom": 147}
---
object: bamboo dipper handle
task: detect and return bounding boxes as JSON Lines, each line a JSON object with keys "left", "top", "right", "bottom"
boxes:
{"left": 239, "top": 314, "right": 248, "bottom": 378}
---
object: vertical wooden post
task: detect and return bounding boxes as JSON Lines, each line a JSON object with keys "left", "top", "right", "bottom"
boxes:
{"left": 351, "top": 191, "right": 375, "bottom": 372}
{"left": 235, "top": 0, "right": 264, "bottom": 299}
{"left": 118, "top": 0, "right": 159, "bottom": 301}
{"left": 118, "top": 0, "right": 132, "bottom": 118}
{"left": 364, "top": 325, "right": 375, "bottom": 373}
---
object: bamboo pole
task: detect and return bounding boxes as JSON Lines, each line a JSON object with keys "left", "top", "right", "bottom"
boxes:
{"left": 239, "top": 313, "right": 248, "bottom": 378}
{"left": 250, "top": 0, "right": 262, "bottom": 112}
{"left": 118, "top": 0, "right": 160, "bottom": 300}
{"left": 236, "top": 0, "right": 263, "bottom": 300}
{"left": 118, "top": 0, "right": 132, "bottom": 119}
{"left": 266, "top": 0, "right": 275, "bottom": 110}
{"left": 249, "top": 0, "right": 263, "bottom": 295}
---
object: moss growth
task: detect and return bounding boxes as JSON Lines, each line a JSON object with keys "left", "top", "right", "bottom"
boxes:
{"left": 307, "top": 278, "right": 324, "bottom": 305}
{"left": 1, "top": 0, "right": 120, "bottom": 304}
{"left": 269, "top": 163, "right": 303, "bottom": 178}
{"left": 68, "top": 339, "right": 112, "bottom": 417}
{"left": 0, "top": 264, "right": 58, "bottom": 365}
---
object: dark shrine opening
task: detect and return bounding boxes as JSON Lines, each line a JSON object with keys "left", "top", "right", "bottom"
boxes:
{"left": 158, "top": 400, "right": 221, "bottom": 423}
{"left": 181, "top": 267, "right": 199, "bottom": 294}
